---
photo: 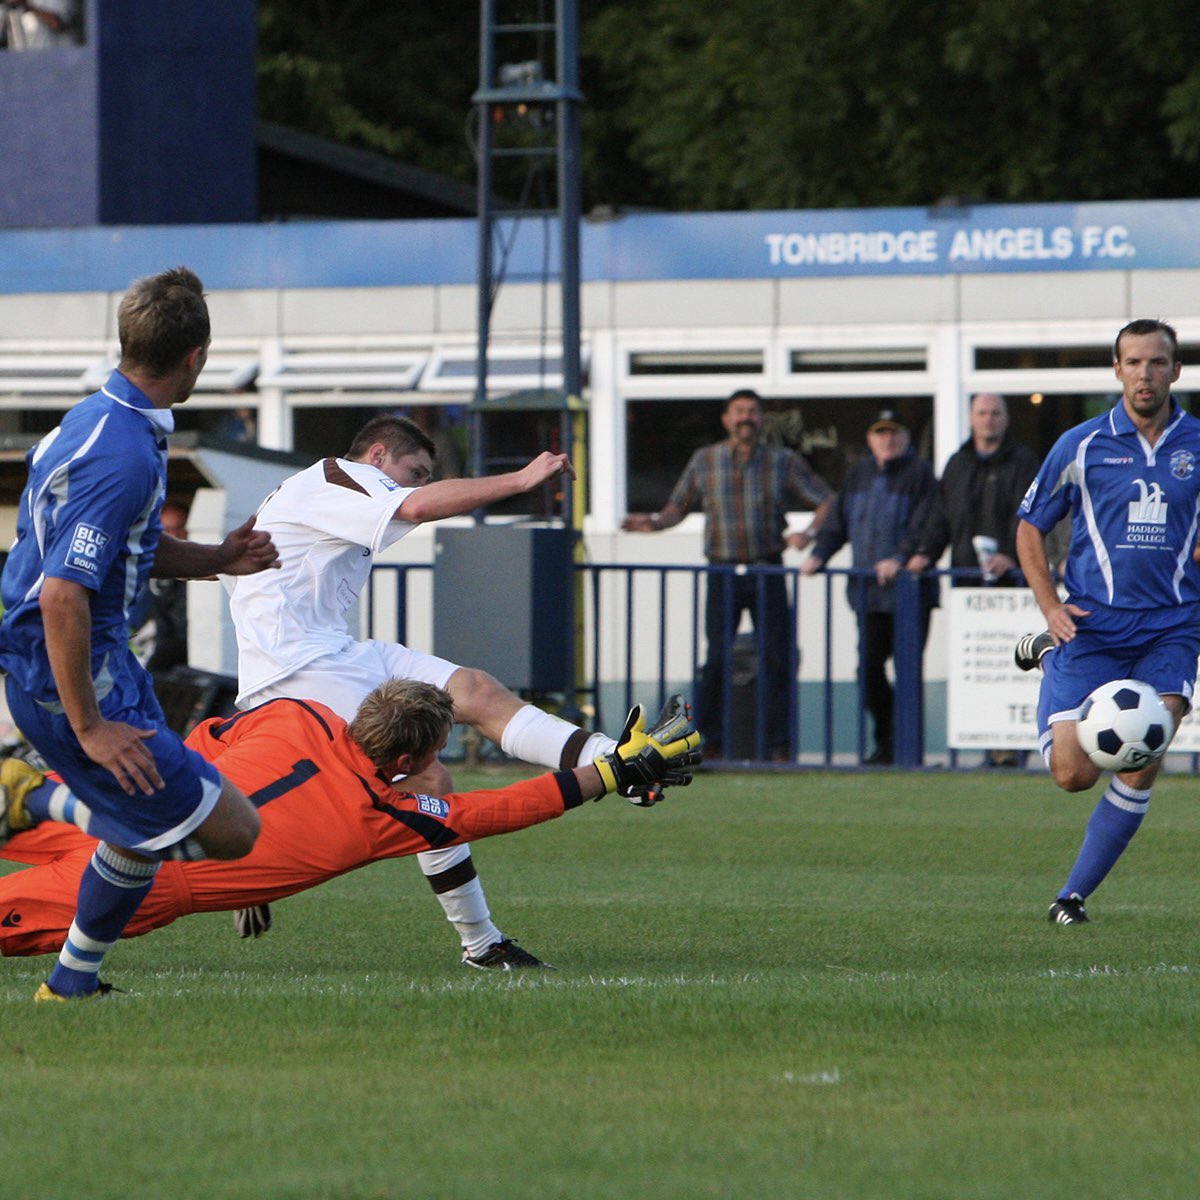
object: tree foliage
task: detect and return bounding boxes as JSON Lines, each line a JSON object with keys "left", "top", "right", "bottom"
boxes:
{"left": 258, "top": 1, "right": 1200, "bottom": 212}
{"left": 257, "top": 3, "right": 478, "bottom": 176}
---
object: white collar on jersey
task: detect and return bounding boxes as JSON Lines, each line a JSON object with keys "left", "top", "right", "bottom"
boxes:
{"left": 100, "top": 371, "right": 176, "bottom": 435}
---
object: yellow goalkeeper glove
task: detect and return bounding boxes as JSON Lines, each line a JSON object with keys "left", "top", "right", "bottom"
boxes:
{"left": 594, "top": 694, "right": 703, "bottom": 802}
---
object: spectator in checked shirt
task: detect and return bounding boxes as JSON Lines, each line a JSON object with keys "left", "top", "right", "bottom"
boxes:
{"left": 624, "top": 389, "right": 834, "bottom": 761}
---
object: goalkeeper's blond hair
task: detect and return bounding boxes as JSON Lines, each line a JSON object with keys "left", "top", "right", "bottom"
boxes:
{"left": 348, "top": 679, "right": 455, "bottom": 771}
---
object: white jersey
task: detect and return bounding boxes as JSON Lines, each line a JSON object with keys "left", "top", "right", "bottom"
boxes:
{"left": 227, "top": 457, "right": 418, "bottom": 704}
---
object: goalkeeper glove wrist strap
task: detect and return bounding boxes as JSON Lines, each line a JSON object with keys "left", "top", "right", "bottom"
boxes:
{"left": 593, "top": 755, "right": 620, "bottom": 795}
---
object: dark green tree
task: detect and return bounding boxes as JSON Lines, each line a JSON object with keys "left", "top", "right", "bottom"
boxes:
{"left": 258, "top": 1, "right": 1200, "bottom": 212}
{"left": 257, "top": 3, "right": 479, "bottom": 179}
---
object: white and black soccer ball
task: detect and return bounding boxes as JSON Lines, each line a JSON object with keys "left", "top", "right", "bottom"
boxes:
{"left": 1076, "top": 679, "right": 1172, "bottom": 772}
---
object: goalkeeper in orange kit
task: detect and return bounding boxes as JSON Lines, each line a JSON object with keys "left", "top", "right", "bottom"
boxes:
{"left": 0, "top": 681, "right": 701, "bottom": 962}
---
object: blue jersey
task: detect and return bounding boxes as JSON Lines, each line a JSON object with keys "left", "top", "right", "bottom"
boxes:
{"left": 1019, "top": 397, "right": 1200, "bottom": 612}
{"left": 0, "top": 371, "right": 172, "bottom": 701}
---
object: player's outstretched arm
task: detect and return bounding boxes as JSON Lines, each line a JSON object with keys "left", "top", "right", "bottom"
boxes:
{"left": 590, "top": 695, "right": 703, "bottom": 805}
{"left": 396, "top": 452, "right": 575, "bottom": 524}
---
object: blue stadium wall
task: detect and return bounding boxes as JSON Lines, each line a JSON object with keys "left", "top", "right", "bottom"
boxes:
{"left": 0, "top": 0, "right": 255, "bottom": 228}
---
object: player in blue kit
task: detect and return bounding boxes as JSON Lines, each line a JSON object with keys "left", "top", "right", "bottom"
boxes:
{"left": 1015, "top": 318, "right": 1200, "bottom": 924}
{"left": 0, "top": 266, "right": 279, "bottom": 999}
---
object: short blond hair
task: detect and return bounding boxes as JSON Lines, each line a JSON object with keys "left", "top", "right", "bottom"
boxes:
{"left": 347, "top": 678, "right": 455, "bottom": 772}
{"left": 117, "top": 266, "right": 210, "bottom": 377}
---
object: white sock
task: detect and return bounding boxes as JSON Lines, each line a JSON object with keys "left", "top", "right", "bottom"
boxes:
{"left": 416, "top": 847, "right": 503, "bottom": 955}
{"left": 499, "top": 704, "right": 616, "bottom": 769}
{"left": 577, "top": 731, "right": 617, "bottom": 763}
{"left": 438, "top": 879, "right": 502, "bottom": 957}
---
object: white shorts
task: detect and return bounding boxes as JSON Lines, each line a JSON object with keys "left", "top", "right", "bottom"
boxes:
{"left": 240, "top": 639, "right": 461, "bottom": 722}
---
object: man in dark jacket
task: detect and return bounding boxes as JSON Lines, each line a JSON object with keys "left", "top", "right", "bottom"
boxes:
{"left": 905, "top": 394, "right": 1040, "bottom": 588}
{"left": 802, "top": 410, "right": 937, "bottom": 764}
{"left": 905, "top": 394, "right": 1041, "bottom": 766}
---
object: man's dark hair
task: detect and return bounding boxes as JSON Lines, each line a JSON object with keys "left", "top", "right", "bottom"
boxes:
{"left": 117, "top": 266, "right": 210, "bottom": 377}
{"left": 1114, "top": 319, "right": 1180, "bottom": 364}
{"left": 347, "top": 415, "right": 436, "bottom": 462}
{"left": 724, "top": 388, "right": 763, "bottom": 412}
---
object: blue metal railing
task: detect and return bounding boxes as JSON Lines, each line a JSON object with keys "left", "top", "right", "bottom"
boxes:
{"left": 366, "top": 559, "right": 974, "bottom": 769}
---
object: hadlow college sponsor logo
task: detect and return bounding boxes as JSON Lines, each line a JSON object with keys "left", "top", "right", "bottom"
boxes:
{"left": 1127, "top": 480, "right": 1167, "bottom": 524}
{"left": 1125, "top": 480, "right": 1168, "bottom": 544}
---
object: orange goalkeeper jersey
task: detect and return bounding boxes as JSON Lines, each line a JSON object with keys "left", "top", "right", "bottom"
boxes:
{"left": 0, "top": 697, "right": 583, "bottom": 957}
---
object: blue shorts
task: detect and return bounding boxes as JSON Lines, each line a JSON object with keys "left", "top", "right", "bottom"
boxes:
{"left": 5, "top": 664, "right": 221, "bottom": 856}
{"left": 1039, "top": 603, "right": 1200, "bottom": 735}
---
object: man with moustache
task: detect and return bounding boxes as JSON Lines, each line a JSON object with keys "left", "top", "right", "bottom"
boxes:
{"left": 1014, "top": 319, "right": 1200, "bottom": 924}
{"left": 624, "top": 389, "right": 833, "bottom": 761}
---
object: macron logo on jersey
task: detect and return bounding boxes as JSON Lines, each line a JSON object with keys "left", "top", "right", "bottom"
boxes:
{"left": 67, "top": 522, "right": 110, "bottom": 575}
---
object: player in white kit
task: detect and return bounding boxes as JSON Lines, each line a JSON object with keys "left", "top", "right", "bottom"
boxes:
{"left": 227, "top": 415, "right": 625, "bottom": 967}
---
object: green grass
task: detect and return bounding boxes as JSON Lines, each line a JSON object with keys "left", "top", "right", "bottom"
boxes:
{"left": 4, "top": 767, "right": 1200, "bottom": 1199}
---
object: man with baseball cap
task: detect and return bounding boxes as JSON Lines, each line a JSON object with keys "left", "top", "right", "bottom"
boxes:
{"left": 801, "top": 409, "right": 937, "bottom": 763}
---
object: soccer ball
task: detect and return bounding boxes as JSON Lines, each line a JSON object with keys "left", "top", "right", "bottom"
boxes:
{"left": 1076, "top": 679, "right": 1171, "bottom": 772}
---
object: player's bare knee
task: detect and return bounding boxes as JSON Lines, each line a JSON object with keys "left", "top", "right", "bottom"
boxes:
{"left": 223, "top": 806, "right": 260, "bottom": 859}
{"left": 194, "top": 788, "right": 261, "bottom": 859}
{"left": 1051, "top": 760, "right": 1099, "bottom": 792}
{"left": 446, "top": 666, "right": 516, "bottom": 725}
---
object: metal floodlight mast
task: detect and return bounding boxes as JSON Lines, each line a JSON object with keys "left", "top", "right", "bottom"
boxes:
{"left": 472, "top": 0, "right": 585, "bottom": 716}
{"left": 472, "top": 0, "right": 583, "bottom": 529}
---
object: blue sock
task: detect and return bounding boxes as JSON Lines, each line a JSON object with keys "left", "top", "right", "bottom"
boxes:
{"left": 22, "top": 776, "right": 93, "bottom": 833}
{"left": 46, "top": 843, "right": 159, "bottom": 997}
{"left": 1059, "top": 778, "right": 1150, "bottom": 900}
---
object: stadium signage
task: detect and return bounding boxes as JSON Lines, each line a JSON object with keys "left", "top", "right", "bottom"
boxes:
{"left": 0, "top": 199, "right": 1196, "bottom": 293}
{"left": 764, "top": 222, "right": 1131, "bottom": 270}
{"left": 948, "top": 589, "right": 1200, "bottom": 755}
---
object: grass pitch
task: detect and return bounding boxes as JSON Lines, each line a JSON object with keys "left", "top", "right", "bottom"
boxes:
{"left": 4, "top": 766, "right": 1200, "bottom": 1199}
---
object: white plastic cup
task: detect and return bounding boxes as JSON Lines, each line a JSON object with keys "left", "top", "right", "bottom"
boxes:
{"left": 972, "top": 535, "right": 999, "bottom": 583}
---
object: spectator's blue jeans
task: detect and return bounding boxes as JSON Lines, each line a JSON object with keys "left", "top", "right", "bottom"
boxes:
{"left": 857, "top": 607, "right": 932, "bottom": 757}
{"left": 699, "top": 569, "right": 793, "bottom": 757}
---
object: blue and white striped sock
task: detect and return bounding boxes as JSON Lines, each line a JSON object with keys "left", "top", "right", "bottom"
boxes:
{"left": 45, "top": 843, "right": 159, "bottom": 997}
{"left": 21, "top": 776, "right": 93, "bottom": 833}
{"left": 164, "top": 837, "right": 206, "bottom": 862}
{"left": 1060, "top": 777, "right": 1151, "bottom": 901}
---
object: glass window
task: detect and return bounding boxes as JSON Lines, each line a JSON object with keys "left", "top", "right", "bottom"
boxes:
{"left": 976, "top": 344, "right": 1200, "bottom": 370}
{"left": 291, "top": 404, "right": 452, "bottom": 462}
{"left": 625, "top": 394, "right": 934, "bottom": 513}
{"left": 629, "top": 351, "right": 763, "bottom": 376}
{"left": 473, "top": 407, "right": 576, "bottom": 518}
{"left": 974, "top": 346, "right": 1112, "bottom": 370}
{"left": 988, "top": 390, "right": 1197, "bottom": 462}
{"left": 788, "top": 349, "right": 926, "bottom": 373}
